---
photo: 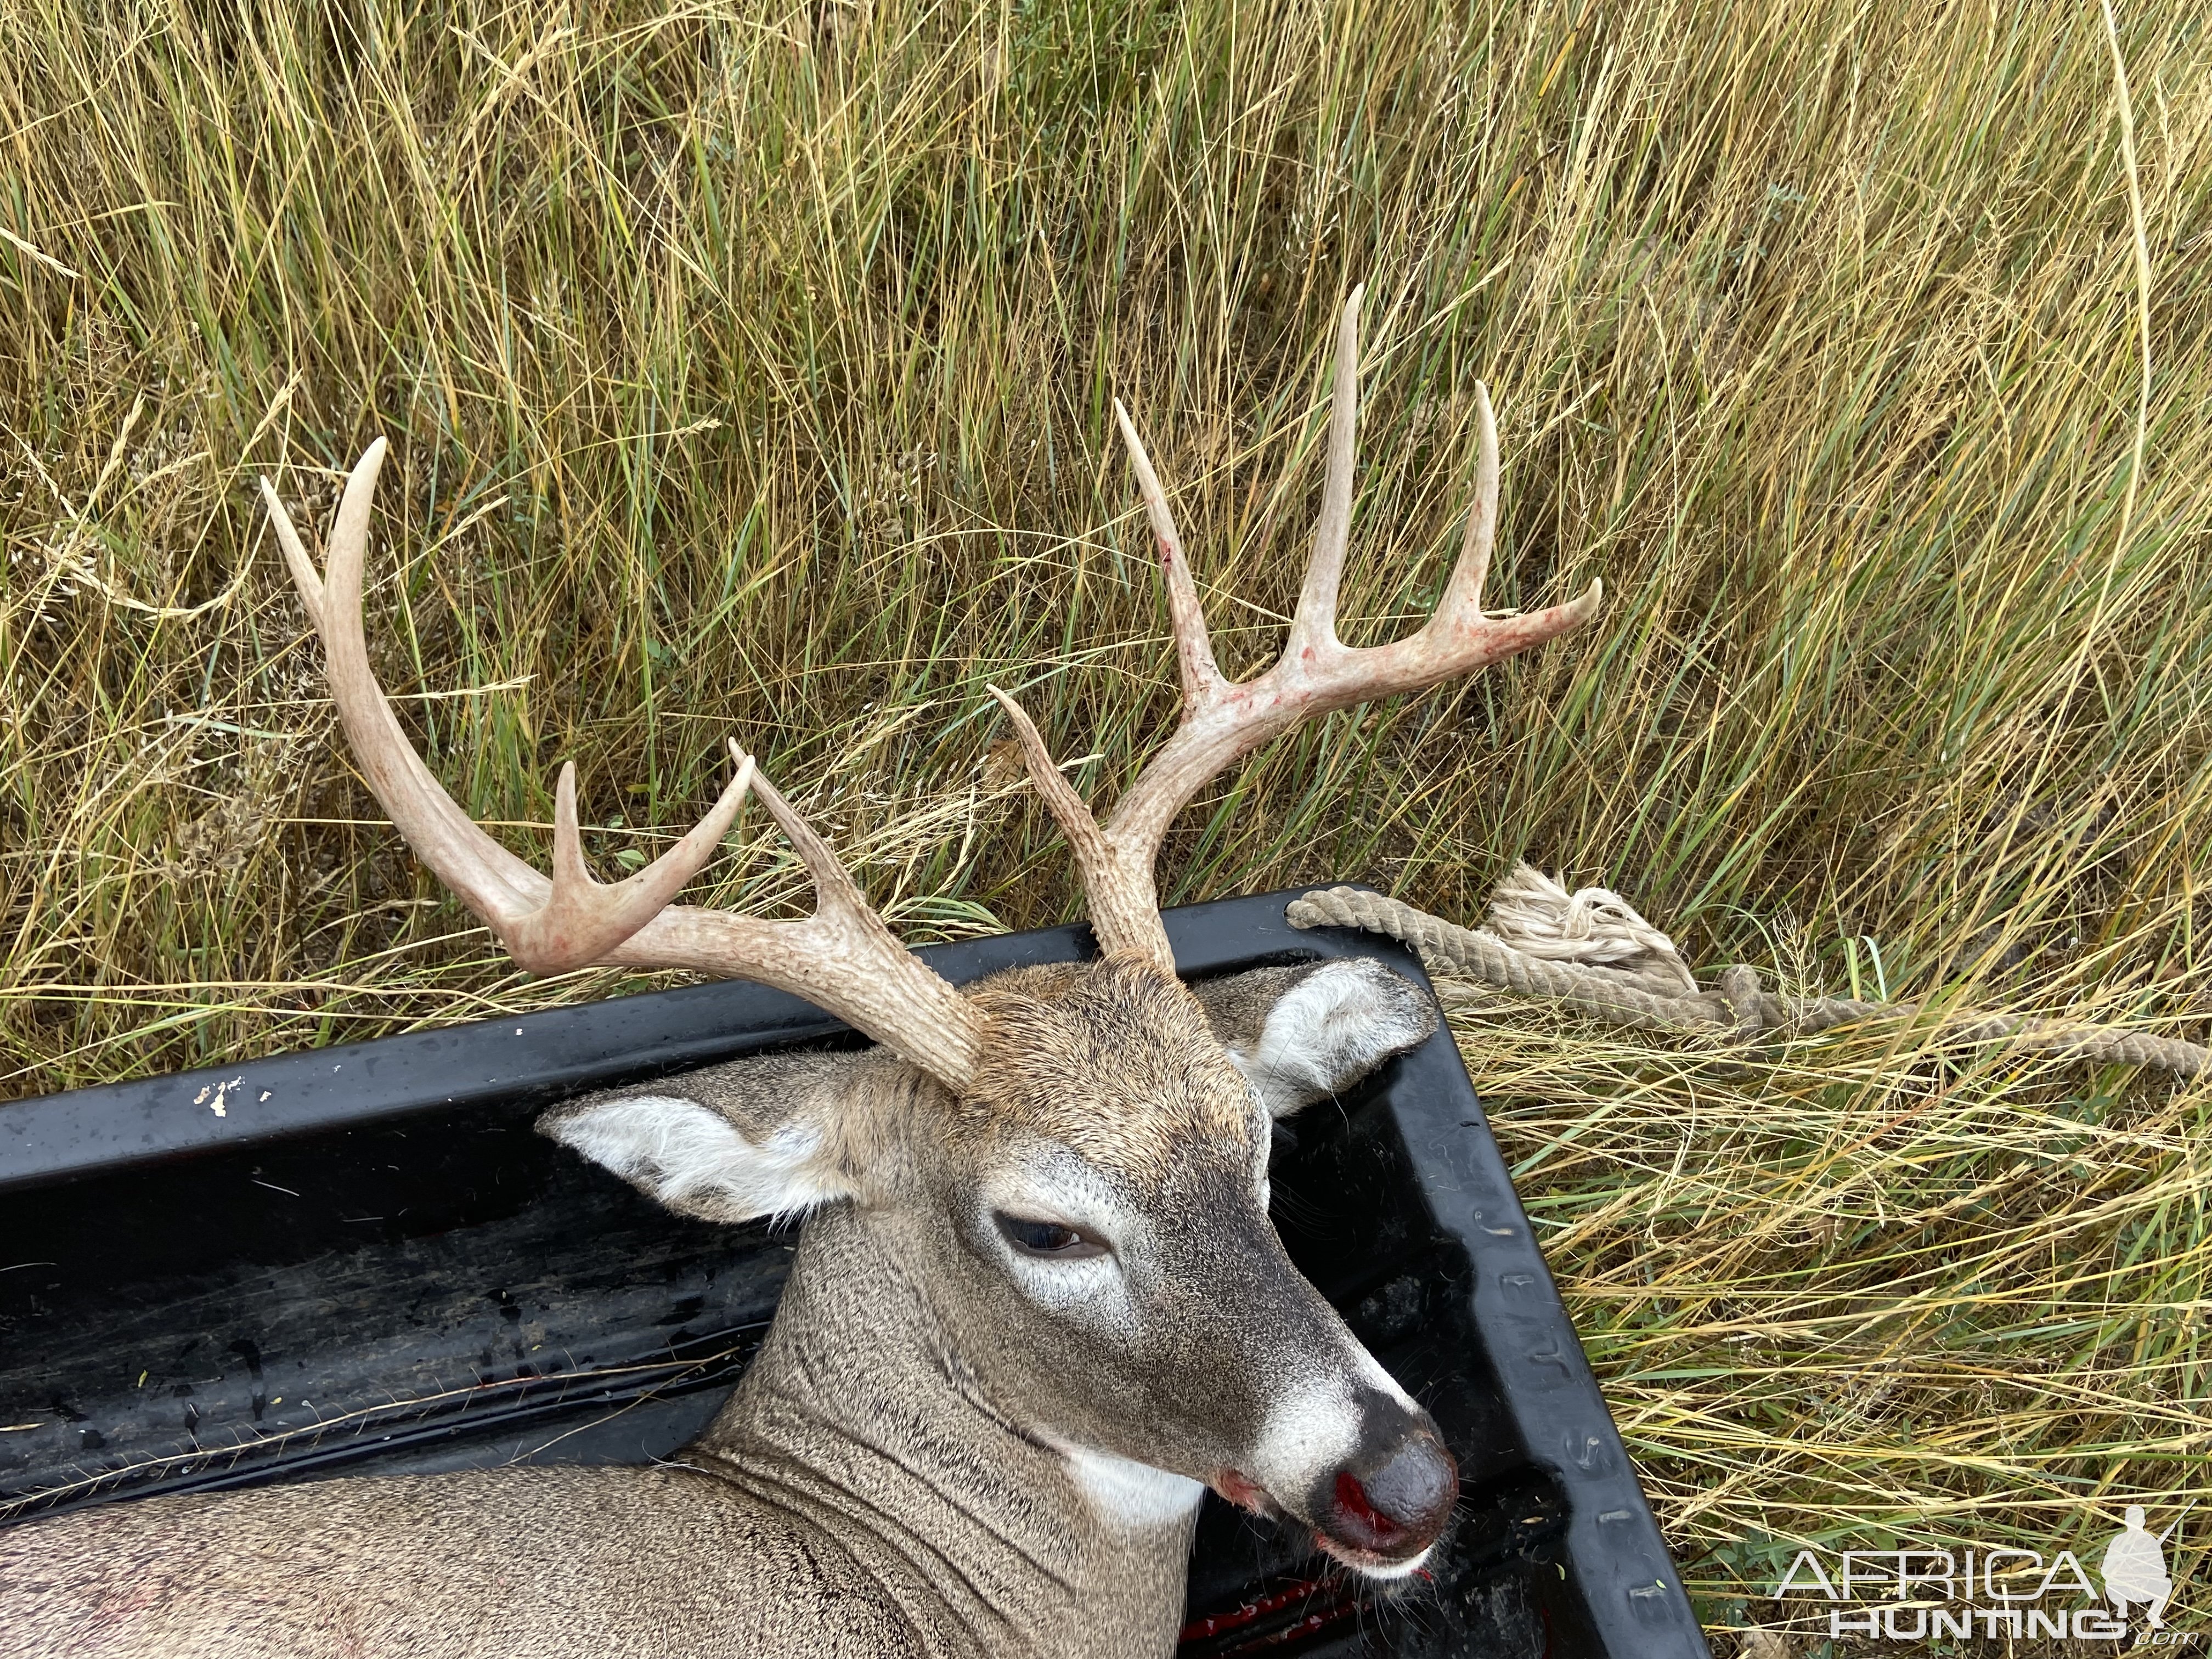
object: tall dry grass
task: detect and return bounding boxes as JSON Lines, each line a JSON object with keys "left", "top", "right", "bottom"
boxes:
{"left": 4, "top": 0, "right": 2210, "bottom": 1644}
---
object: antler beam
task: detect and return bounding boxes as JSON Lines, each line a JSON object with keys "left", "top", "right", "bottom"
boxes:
{"left": 262, "top": 444, "right": 984, "bottom": 1090}
{"left": 997, "top": 287, "right": 1603, "bottom": 969}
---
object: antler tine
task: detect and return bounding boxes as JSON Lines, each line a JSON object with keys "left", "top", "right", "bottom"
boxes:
{"left": 263, "top": 442, "right": 750, "bottom": 971}
{"left": 1439, "top": 381, "right": 1500, "bottom": 619}
{"left": 627, "top": 744, "right": 985, "bottom": 1086}
{"left": 725, "top": 744, "right": 895, "bottom": 938}
{"left": 984, "top": 685, "right": 1166, "bottom": 958}
{"left": 984, "top": 688, "right": 1108, "bottom": 861}
{"left": 262, "top": 442, "right": 547, "bottom": 928}
{"left": 1111, "top": 398, "right": 1222, "bottom": 713}
{"left": 1026, "top": 289, "right": 1602, "bottom": 970}
{"left": 266, "top": 441, "right": 985, "bottom": 1090}
{"left": 512, "top": 757, "right": 754, "bottom": 971}
{"left": 1287, "top": 281, "right": 1365, "bottom": 661}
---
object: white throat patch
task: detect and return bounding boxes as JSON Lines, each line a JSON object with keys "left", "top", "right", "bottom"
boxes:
{"left": 1046, "top": 1438, "right": 1204, "bottom": 1536}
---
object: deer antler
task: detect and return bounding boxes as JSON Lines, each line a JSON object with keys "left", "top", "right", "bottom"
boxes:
{"left": 995, "top": 287, "right": 1603, "bottom": 969}
{"left": 261, "top": 442, "right": 984, "bottom": 1089}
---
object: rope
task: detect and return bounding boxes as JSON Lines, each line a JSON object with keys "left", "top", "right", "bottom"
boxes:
{"left": 1286, "top": 877, "right": 2208, "bottom": 1078}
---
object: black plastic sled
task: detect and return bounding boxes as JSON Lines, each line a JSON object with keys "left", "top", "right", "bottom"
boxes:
{"left": 0, "top": 888, "right": 1708, "bottom": 1658}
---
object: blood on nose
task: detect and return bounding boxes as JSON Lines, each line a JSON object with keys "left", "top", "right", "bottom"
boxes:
{"left": 1329, "top": 1434, "right": 1458, "bottom": 1552}
{"left": 1334, "top": 1470, "right": 1401, "bottom": 1540}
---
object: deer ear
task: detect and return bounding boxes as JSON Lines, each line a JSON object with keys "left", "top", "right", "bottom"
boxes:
{"left": 537, "top": 1051, "right": 878, "bottom": 1223}
{"left": 1196, "top": 958, "right": 1439, "bottom": 1119}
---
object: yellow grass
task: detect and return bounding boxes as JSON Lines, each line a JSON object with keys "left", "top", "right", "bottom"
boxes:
{"left": 4, "top": 0, "right": 2210, "bottom": 1645}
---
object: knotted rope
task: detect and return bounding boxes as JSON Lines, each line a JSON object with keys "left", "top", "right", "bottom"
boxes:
{"left": 1288, "top": 867, "right": 2207, "bottom": 1077}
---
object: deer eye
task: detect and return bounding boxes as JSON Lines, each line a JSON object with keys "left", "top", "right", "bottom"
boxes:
{"left": 994, "top": 1213, "right": 1109, "bottom": 1260}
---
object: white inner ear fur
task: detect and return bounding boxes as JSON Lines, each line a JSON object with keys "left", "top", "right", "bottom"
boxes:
{"left": 544, "top": 1094, "right": 847, "bottom": 1224}
{"left": 1233, "top": 959, "right": 1436, "bottom": 1119}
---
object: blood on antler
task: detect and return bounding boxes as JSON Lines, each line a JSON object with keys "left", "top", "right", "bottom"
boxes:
{"left": 260, "top": 442, "right": 984, "bottom": 1088}
{"left": 992, "top": 287, "right": 1603, "bottom": 969}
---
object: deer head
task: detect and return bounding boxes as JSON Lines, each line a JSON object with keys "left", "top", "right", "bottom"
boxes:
{"left": 258, "top": 290, "right": 1599, "bottom": 1584}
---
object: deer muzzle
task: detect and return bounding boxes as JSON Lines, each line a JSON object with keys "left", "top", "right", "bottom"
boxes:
{"left": 1216, "top": 1379, "right": 1459, "bottom": 1573}
{"left": 1302, "top": 1391, "right": 1458, "bottom": 1568}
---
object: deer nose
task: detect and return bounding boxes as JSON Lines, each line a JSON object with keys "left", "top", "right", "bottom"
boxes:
{"left": 1320, "top": 1416, "right": 1458, "bottom": 1558}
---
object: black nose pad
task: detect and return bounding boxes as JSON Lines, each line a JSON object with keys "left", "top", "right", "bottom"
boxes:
{"left": 1324, "top": 1408, "right": 1459, "bottom": 1555}
{"left": 1352, "top": 1433, "right": 1457, "bottom": 1537}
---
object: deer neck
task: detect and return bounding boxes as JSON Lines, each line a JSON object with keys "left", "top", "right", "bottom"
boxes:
{"left": 686, "top": 1202, "right": 1201, "bottom": 1659}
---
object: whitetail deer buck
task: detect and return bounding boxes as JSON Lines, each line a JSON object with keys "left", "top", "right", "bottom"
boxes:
{"left": 0, "top": 292, "right": 1598, "bottom": 1658}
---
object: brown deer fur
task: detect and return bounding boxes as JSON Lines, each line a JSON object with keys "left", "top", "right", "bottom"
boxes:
{"left": 3, "top": 292, "right": 1598, "bottom": 1656}
{"left": 0, "top": 957, "right": 1448, "bottom": 1659}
